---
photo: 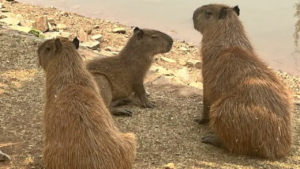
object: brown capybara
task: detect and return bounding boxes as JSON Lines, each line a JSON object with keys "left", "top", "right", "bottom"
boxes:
{"left": 38, "top": 37, "right": 136, "bottom": 169}
{"left": 86, "top": 27, "right": 173, "bottom": 116}
{"left": 193, "top": 4, "right": 293, "bottom": 160}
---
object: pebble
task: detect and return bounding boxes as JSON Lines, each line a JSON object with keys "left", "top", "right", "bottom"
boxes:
{"left": 113, "top": 27, "right": 126, "bottom": 34}
{"left": 161, "top": 56, "right": 176, "bottom": 63}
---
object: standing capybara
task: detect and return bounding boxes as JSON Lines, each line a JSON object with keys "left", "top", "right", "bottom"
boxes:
{"left": 38, "top": 37, "right": 136, "bottom": 169}
{"left": 86, "top": 27, "right": 173, "bottom": 116}
{"left": 193, "top": 4, "right": 293, "bottom": 160}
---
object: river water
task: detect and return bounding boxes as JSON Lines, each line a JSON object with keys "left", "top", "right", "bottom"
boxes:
{"left": 18, "top": 0, "right": 300, "bottom": 76}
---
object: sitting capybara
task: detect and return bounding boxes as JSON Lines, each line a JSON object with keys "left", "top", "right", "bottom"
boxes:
{"left": 86, "top": 27, "right": 173, "bottom": 116}
{"left": 193, "top": 4, "right": 293, "bottom": 160}
{"left": 38, "top": 37, "right": 136, "bottom": 169}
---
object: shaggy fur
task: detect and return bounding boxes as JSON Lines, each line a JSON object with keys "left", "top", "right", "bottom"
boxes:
{"left": 193, "top": 4, "right": 293, "bottom": 160}
{"left": 86, "top": 27, "right": 173, "bottom": 116}
{"left": 38, "top": 37, "right": 136, "bottom": 169}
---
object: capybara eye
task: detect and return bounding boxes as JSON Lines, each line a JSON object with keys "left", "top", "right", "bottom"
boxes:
{"left": 151, "top": 35, "right": 158, "bottom": 39}
{"left": 205, "top": 11, "right": 213, "bottom": 16}
{"left": 45, "top": 47, "right": 51, "bottom": 52}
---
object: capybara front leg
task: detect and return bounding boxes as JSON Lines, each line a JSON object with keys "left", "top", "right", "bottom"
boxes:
{"left": 133, "top": 83, "right": 155, "bottom": 108}
{"left": 109, "top": 107, "right": 133, "bottom": 117}
{"left": 195, "top": 97, "right": 210, "bottom": 124}
{"left": 201, "top": 133, "right": 224, "bottom": 148}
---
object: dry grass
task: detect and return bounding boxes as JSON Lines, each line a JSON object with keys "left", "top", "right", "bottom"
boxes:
{"left": 0, "top": 29, "right": 299, "bottom": 169}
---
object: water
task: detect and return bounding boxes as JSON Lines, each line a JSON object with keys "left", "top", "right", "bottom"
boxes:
{"left": 18, "top": 0, "right": 300, "bottom": 76}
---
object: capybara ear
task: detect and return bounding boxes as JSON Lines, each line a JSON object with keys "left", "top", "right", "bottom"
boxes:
{"left": 55, "top": 38, "right": 62, "bottom": 51}
{"left": 134, "top": 27, "right": 140, "bottom": 33}
{"left": 219, "top": 7, "right": 228, "bottom": 19}
{"left": 134, "top": 27, "right": 144, "bottom": 39}
{"left": 73, "top": 37, "right": 80, "bottom": 49}
{"left": 233, "top": 5, "right": 240, "bottom": 16}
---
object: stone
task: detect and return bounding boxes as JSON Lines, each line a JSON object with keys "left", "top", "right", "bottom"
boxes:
{"left": 91, "top": 34, "right": 102, "bottom": 42}
{"left": 47, "top": 17, "right": 55, "bottom": 24}
{"left": 105, "top": 46, "right": 119, "bottom": 52}
{"left": 81, "top": 41, "right": 100, "bottom": 50}
{"left": 113, "top": 27, "right": 126, "bottom": 34}
{"left": 179, "top": 47, "right": 189, "bottom": 52}
{"left": 185, "top": 59, "right": 202, "bottom": 69}
{"left": 77, "top": 29, "right": 89, "bottom": 42}
{"left": 93, "top": 25, "right": 99, "bottom": 29}
{"left": 160, "top": 56, "right": 176, "bottom": 63}
{"left": 175, "top": 67, "right": 190, "bottom": 82}
{"left": 43, "top": 32, "right": 61, "bottom": 39}
{"left": 189, "top": 82, "right": 203, "bottom": 89}
{"left": 164, "top": 162, "right": 176, "bottom": 169}
{"left": 9, "top": 25, "right": 31, "bottom": 33}
{"left": 151, "top": 75, "right": 172, "bottom": 85}
{"left": 60, "top": 31, "right": 72, "bottom": 38}
{"left": 0, "top": 150, "right": 11, "bottom": 162}
{"left": 56, "top": 23, "right": 67, "bottom": 30}
{"left": 32, "top": 16, "right": 48, "bottom": 32}
{"left": 0, "top": 17, "right": 20, "bottom": 26}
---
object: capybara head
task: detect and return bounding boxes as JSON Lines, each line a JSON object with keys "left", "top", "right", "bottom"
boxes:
{"left": 37, "top": 37, "right": 80, "bottom": 70}
{"left": 193, "top": 4, "right": 240, "bottom": 33}
{"left": 129, "top": 27, "right": 173, "bottom": 55}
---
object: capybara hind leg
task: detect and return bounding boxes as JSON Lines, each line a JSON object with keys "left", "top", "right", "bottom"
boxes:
{"left": 133, "top": 83, "right": 155, "bottom": 108}
{"left": 201, "top": 133, "right": 224, "bottom": 148}
{"left": 109, "top": 107, "right": 133, "bottom": 117}
{"left": 110, "top": 99, "right": 132, "bottom": 107}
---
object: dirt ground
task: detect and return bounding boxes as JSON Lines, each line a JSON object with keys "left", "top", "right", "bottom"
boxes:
{"left": 0, "top": 28, "right": 300, "bottom": 169}
{"left": 0, "top": 1, "right": 300, "bottom": 169}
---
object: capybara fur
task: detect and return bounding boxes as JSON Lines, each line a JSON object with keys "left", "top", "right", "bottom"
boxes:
{"left": 86, "top": 27, "right": 173, "bottom": 116}
{"left": 38, "top": 37, "right": 136, "bottom": 169}
{"left": 193, "top": 4, "right": 293, "bottom": 160}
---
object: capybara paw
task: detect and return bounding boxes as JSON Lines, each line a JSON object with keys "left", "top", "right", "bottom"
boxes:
{"left": 111, "top": 108, "right": 133, "bottom": 117}
{"left": 0, "top": 150, "right": 11, "bottom": 162}
{"left": 194, "top": 117, "right": 210, "bottom": 125}
{"left": 143, "top": 101, "right": 155, "bottom": 108}
{"left": 201, "top": 133, "right": 222, "bottom": 147}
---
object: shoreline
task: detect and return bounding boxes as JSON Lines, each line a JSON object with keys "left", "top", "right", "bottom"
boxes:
{"left": 1, "top": 0, "right": 300, "bottom": 96}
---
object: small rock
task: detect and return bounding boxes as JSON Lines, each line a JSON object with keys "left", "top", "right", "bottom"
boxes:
{"left": 0, "top": 150, "right": 11, "bottom": 162}
{"left": 160, "top": 56, "right": 176, "bottom": 63}
{"left": 60, "top": 31, "right": 72, "bottom": 38}
{"left": 91, "top": 34, "right": 102, "bottom": 42}
{"left": 186, "top": 59, "right": 202, "bottom": 69}
{"left": 178, "top": 59, "right": 186, "bottom": 66}
{"left": 32, "top": 16, "right": 48, "bottom": 32}
{"left": 10, "top": 25, "right": 31, "bottom": 33}
{"left": 179, "top": 47, "right": 190, "bottom": 52}
{"left": 189, "top": 82, "right": 203, "bottom": 89}
{"left": 77, "top": 29, "right": 89, "bottom": 42}
{"left": 151, "top": 75, "right": 172, "bottom": 85}
{"left": 81, "top": 41, "right": 100, "bottom": 50}
{"left": 113, "top": 27, "right": 126, "bottom": 34}
{"left": 47, "top": 18, "right": 55, "bottom": 24}
{"left": 111, "top": 52, "right": 119, "bottom": 56}
{"left": 105, "top": 46, "right": 119, "bottom": 52}
{"left": 93, "top": 25, "right": 99, "bottom": 29}
{"left": 0, "top": 17, "right": 20, "bottom": 26}
{"left": 175, "top": 67, "right": 190, "bottom": 82}
{"left": 43, "top": 32, "right": 61, "bottom": 39}
{"left": 56, "top": 23, "right": 67, "bottom": 30}
{"left": 164, "top": 162, "right": 176, "bottom": 169}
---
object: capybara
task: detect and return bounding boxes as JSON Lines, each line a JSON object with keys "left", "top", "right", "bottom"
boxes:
{"left": 193, "top": 4, "right": 293, "bottom": 160}
{"left": 38, "top": 37, "right": 136, "bottom": 169}
{"left": 86, "top": 27, "right": 173, "bottom": 116}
